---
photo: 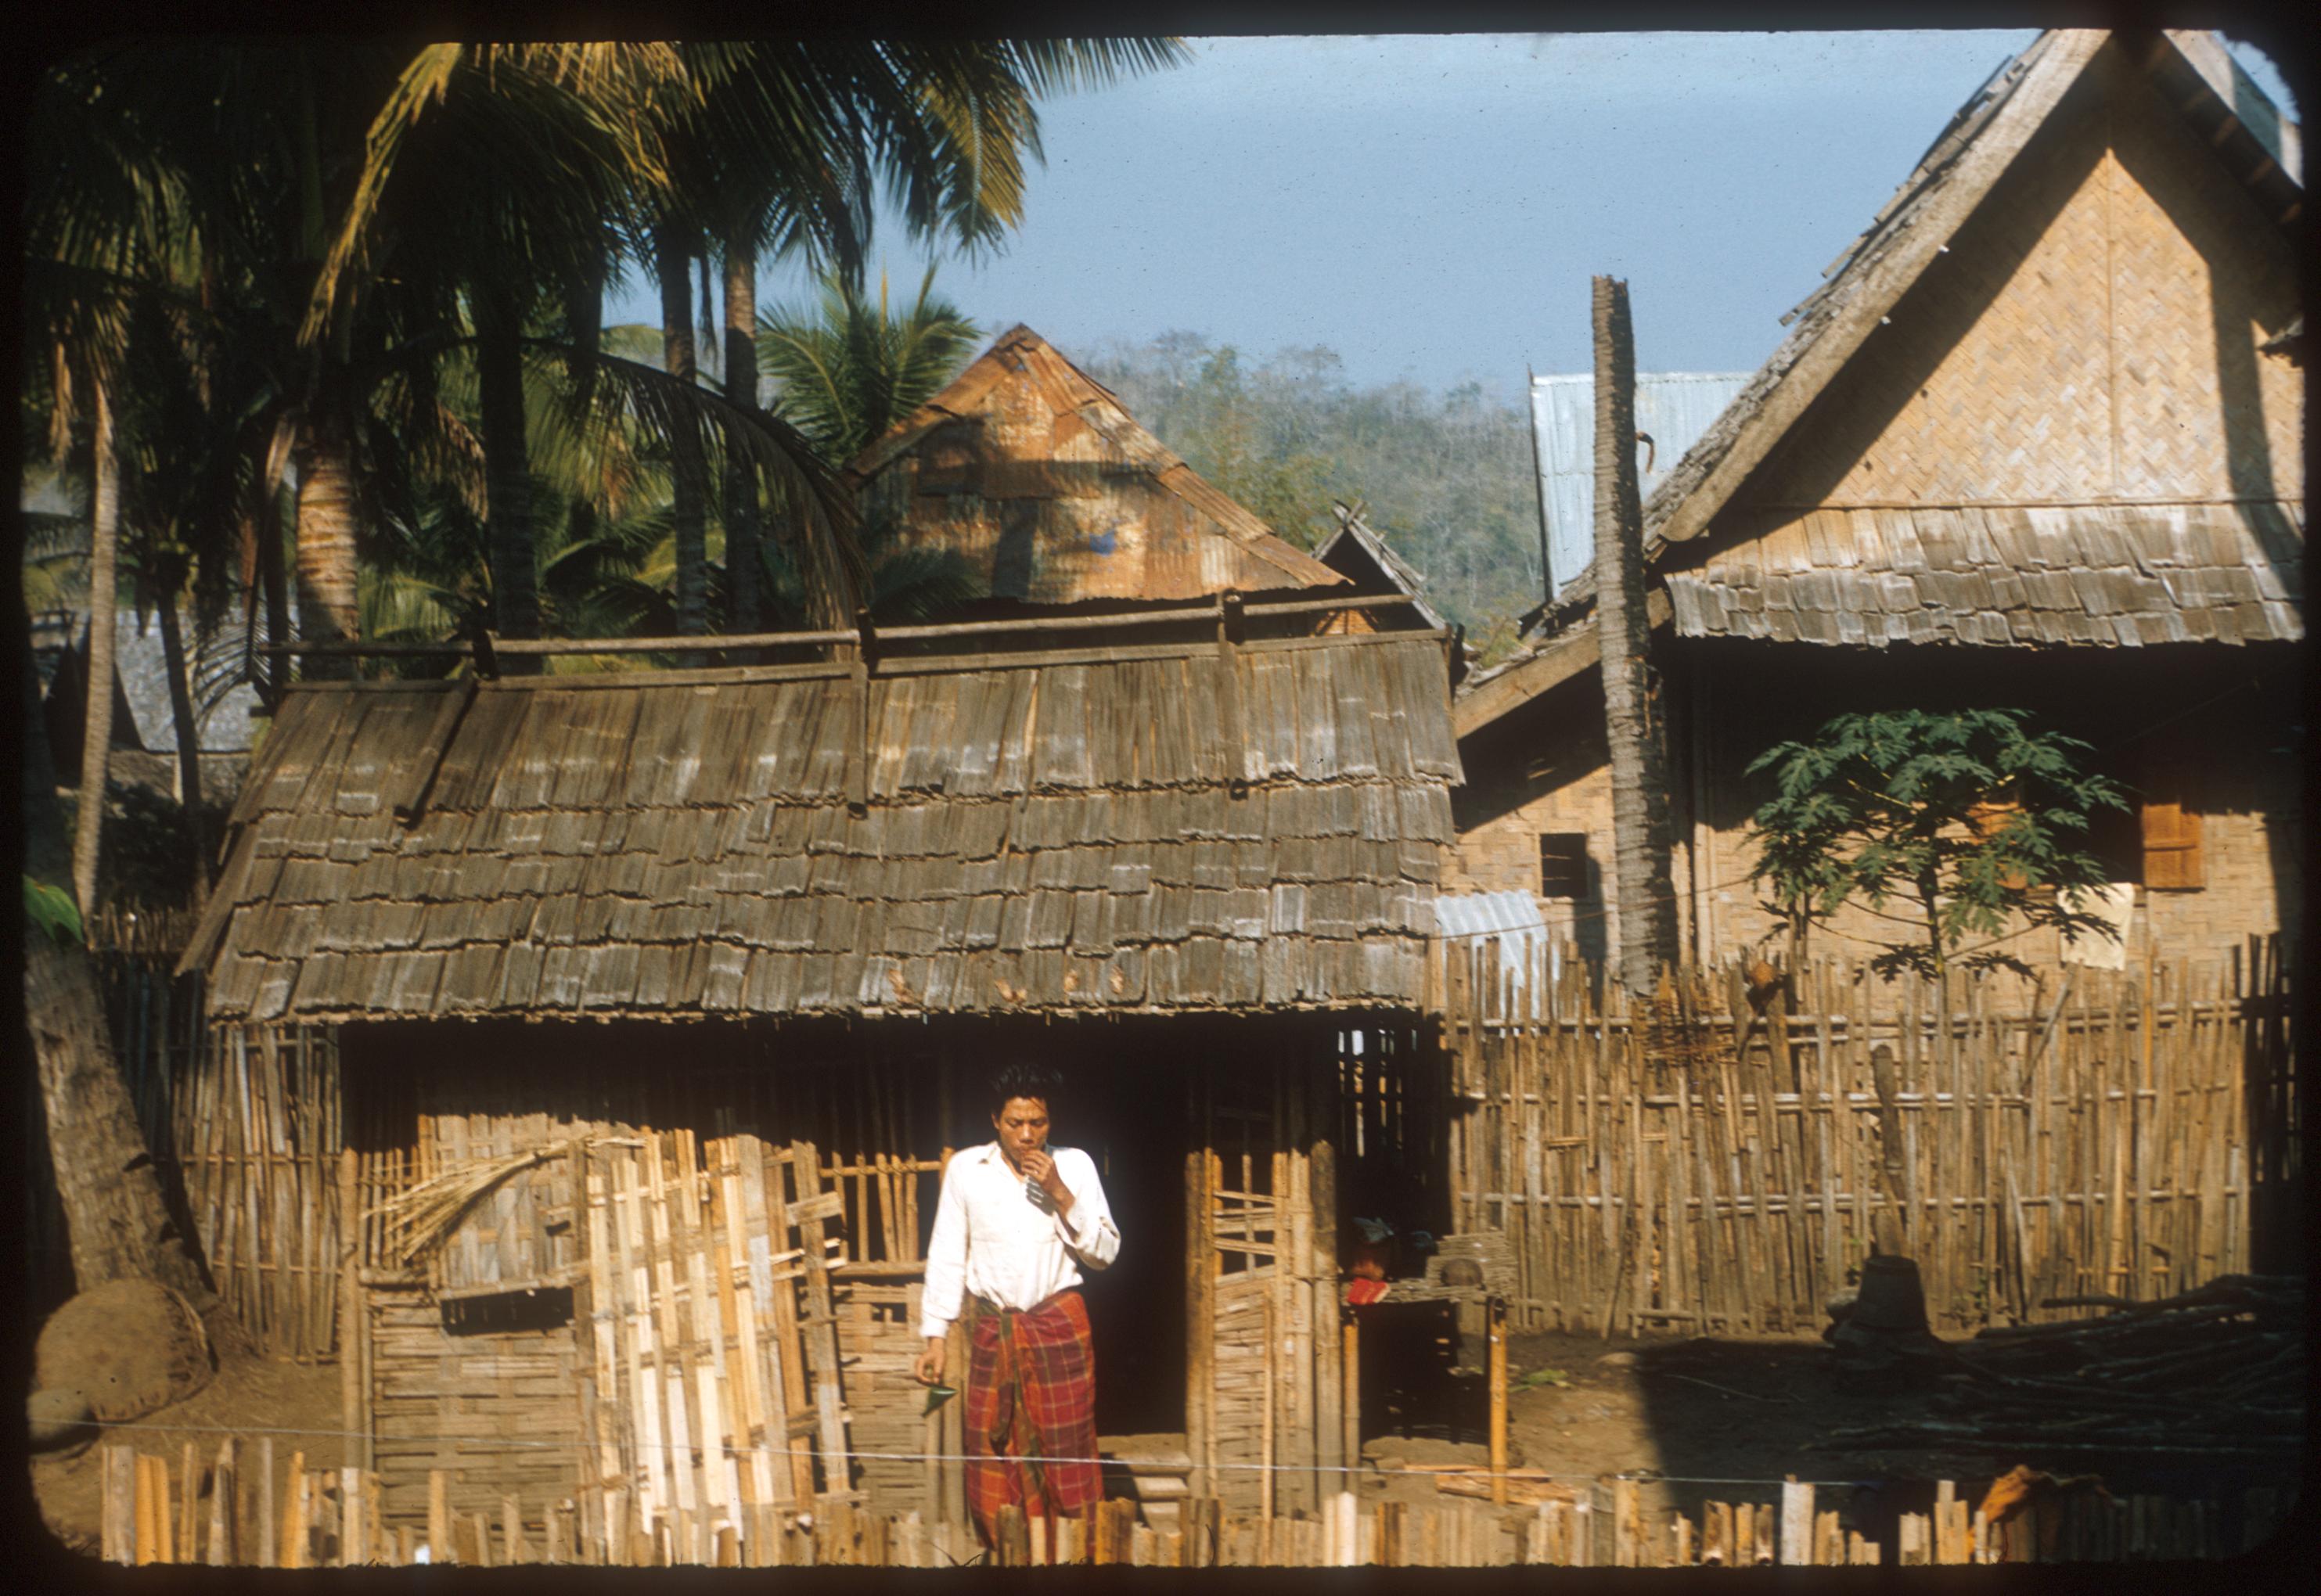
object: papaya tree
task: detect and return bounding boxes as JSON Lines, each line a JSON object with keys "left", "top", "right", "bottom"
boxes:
{"left": 1745, "top": 708, "right": 2132, "bottom": 980}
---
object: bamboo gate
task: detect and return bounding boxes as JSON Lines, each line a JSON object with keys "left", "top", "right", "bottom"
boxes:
{"left": 1433, "top": 936, "right": 2299, "bottom": 1336}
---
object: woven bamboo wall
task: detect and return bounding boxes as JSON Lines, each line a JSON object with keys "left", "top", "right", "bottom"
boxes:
{"left": 1434, "top": 937, "right": 2300, "bottom": 1338}
{"left": 368, "top": 1285, "right": 583, "bottom": 1527}
{"left": 1746, "top": 43, "right": 2301, "bottom": 513}
{"left": 347, "top": 1044, "right": 963, "bottom": 1541}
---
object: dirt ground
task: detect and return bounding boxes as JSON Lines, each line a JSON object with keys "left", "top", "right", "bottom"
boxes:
{"left": 30, "top": 1325, "right": 2286, "bottom": 1558}
{"left": 1355, "top": 1322, "right": 2288, "bottom": 1548}
{"left": 29, "top": 1354, "right": 344, "bottom": 1556}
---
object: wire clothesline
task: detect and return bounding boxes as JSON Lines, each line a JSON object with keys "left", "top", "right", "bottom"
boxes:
{"left": 74, "top": 1416, "right": 1879, "bottom": 1490}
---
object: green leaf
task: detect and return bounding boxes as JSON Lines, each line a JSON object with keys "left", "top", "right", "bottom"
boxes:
{"left": 23, "top": 875, "right": 84, "bottom": 948}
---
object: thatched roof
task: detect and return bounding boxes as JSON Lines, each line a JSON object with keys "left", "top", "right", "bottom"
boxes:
{"left": 184, "top": 634, "right": 1460, "bottom": 1023}
{"left": 843, "top": 325, "right": 1344, "bottom": 605}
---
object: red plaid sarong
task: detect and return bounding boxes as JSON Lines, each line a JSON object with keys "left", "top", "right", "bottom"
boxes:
{"left": 963, "top": 1289, "right": 1101, "bottom": 1544}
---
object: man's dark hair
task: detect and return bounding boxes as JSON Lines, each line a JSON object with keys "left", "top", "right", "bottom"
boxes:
{"left": 990, "top": 1061, "right": 1063, "bottom": 1116}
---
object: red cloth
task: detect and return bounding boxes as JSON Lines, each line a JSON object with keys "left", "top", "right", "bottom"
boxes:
{"left": 963, "top": 1289, "right": 1101, "bottom": 1544}
{"left": 1346, "top": 1278, "right": 1391, "bottom": 1306}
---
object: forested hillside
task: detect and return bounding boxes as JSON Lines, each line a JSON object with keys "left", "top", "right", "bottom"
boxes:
{"left": 1076, "top": 333, "right": 1544, "bottom": 656}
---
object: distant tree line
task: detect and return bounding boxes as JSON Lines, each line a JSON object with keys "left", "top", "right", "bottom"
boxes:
{"left": 1080, "top": 333, "right": 1546, "bottom": 658}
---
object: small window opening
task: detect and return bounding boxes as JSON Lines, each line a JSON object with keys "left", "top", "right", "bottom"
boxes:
{"left": 442, "top": 1285, "right": 574, "bottom": 1336}
{"left": 1539, "top": 833, "right": 1590, "bottom": 899}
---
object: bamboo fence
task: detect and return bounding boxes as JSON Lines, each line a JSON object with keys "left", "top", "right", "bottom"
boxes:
{"left": 25, "top": 915, "right": 344, "bottom": 1358}
{"left": 92, "top": 1440, "right": 2281, "bottom": 1567}
{"left": 1435, "top": 937, "right": 2299, "bottom": 1336}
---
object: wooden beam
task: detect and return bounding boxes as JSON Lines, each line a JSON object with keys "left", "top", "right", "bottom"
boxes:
{"left": 1453, "top": 589, "right": 1670, "bottom": 742}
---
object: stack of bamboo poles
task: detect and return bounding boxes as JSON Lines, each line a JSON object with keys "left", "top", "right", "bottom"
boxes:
{"left": 96, "top": 1445, "right": 2283, "bottom": 1567}
{"left": 1437, "top": 939, "right": 2297, "bottom": 1339}
{"left": 573, "top": 1128, "right": 940, "bottom": 1563}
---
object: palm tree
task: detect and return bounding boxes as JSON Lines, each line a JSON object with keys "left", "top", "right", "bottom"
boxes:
{"left": 757, "top": 264, "right": 981, "bottom": 464}
{"left": 1589, "top": 276, "right": 1678, "bottom": 993}
{"left": 629, "top": 41, "right": 1190, "bottom": 634}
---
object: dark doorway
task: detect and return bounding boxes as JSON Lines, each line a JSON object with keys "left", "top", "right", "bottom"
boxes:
{"left": 1062, "top": 1037, "right": 1189, "bottom": 1438}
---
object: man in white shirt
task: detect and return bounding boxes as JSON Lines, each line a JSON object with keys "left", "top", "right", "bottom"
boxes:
{"left": 915, "top": 1062, "right": 1121, "bottom": 1545}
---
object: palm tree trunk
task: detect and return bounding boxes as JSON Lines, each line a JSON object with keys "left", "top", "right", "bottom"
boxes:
{"left": 721, "top": 228, "right": 762, "bottom": 634}
{"left": 476, "top": 301, "right": 544, "bottom": 658}
{"left": 153, "top": 593, "right": 214, "bottom": 897}
{"left": 21, "top": 629, "right": 224, "bottom": 1315}
{"left": 1591, "top": 275, "right": 1678, "bottom": 994}
{"left": 657, "top": 223, "right": 709, "bottom": 642}
{"left": 72, "top": 379, "right": 121, "bottom": 916}
{"left": 293, "top": 407, "right": 362, "bottom": 656}
{"left": 260, "top": 473, "right": 291, "bottom": 702}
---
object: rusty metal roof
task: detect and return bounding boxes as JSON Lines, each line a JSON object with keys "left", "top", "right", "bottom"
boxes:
{"left": 844, "top": 325, "right": 1345, "bottom": 605}
{"left": 188, "top": 635, "right": 1460, "bottom": 1025}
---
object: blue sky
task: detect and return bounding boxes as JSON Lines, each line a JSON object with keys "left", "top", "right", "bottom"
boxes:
{"left": 610, "top": 32, "right": 2298, "bottom": 396}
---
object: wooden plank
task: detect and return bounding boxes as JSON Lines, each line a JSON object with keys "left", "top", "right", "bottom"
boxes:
{"left": 1612, "top": 1477, "right": 1641, "bottom": 1566}
{"left": 1488, "top": 1295, "right": 1509, "bottom": 1504}
{"left": 103, "top": 1447, "right": 136, "bottom": 1564}
{"left": 134, "top": 1454, "right": 160, "bottom": 1565}
{"left": 789, "top": 1139, "right": 852, "bottom": 1490}
{"left": 340, "top": 1465, "right": 365, "bottom": 1567}
{"left": 256, "top": 1437, "right": 276, "bottom": 1569}
{"left": 1779, "top": 1478, "right": 1813, "bottom": 1565}
{"left": 428, "top": 1466, "right": 450, "bottom": 1563}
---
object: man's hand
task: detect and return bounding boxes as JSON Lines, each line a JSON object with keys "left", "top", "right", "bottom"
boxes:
{"left": 1019, "top": 1148, "right": 1074, "bottom": 1217}
{"left": 915, "top": 1337, "right": 947, "bottom": 1386}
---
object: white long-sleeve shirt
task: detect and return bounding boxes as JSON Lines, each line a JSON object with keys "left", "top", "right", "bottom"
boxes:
{"left": 918, "top": 1142, "right": 1121, "bottom": 1339}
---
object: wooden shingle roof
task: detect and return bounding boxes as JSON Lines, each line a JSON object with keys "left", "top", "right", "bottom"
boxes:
{"left": 185, "top": 635, "right": 1459, "bottom": 1023}
{"left": 1664, "top": 501, "right": 2303, "bottom": 648}
{"left": 843, "top": 325, "right": 1344, "bottom": 605}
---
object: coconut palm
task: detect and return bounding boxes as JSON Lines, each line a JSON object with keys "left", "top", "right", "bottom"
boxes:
{"left": 620, "top": 40, "right": 1190, "bottom": 633}
{"left": 757, "top": 264, "right": 982, "bottom": 465}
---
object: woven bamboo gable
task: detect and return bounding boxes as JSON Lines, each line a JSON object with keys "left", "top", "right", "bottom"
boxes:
{"left": 186, "top": 639, "right": 1459, "bottom": 1023}
{"left": 843, "top": 325, "right": 1344, "bottom": 604}
{"left": 1650, "top": 31, "right": 2304, "bottom": 649}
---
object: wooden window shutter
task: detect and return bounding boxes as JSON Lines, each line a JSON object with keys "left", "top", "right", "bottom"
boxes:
{"left": 2140, "top": 801, "right": 2204, "bottom": 890}
{"left": 1538, "top": 833, "right": 1589, "bottom": 899}
{"left": 1968, "top": 798, "right": 2030, "bottom": 890}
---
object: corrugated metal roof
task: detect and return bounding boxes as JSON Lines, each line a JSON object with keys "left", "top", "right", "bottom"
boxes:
{"left": 189, "top": 635, "right": 1463, "bottom": 1024}
{"left": 1431, "top": 889, "right": 1544, "bottom": 940}
{"left": 1433, "top": 890, "right": 1556, "bottom": 1020}
{"left": 1530, "top": 372, "right": 1749, "bottom": 598}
